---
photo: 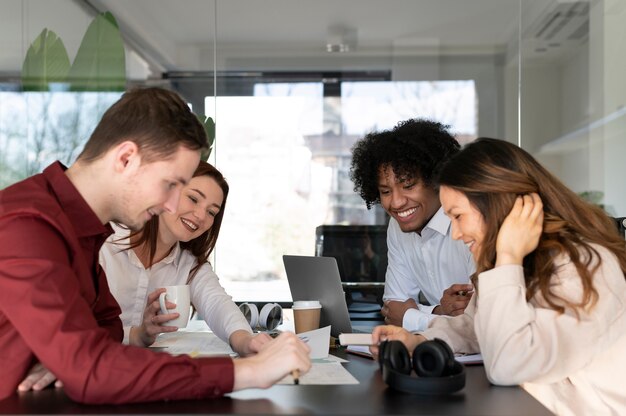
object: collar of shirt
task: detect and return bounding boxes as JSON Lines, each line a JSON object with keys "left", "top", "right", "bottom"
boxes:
{"left": 421, "top": 207, "right": 451, "bottom": 238}
{"left": 44, "top": 161, "right": 112, "bottom": 240}
{"left": 113, "top": 225, "right": 182, "bottom": 270}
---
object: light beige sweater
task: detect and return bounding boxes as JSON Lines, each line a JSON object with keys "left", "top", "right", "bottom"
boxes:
{"left": 422, "top": 244, "right": 626, "bottom": 416}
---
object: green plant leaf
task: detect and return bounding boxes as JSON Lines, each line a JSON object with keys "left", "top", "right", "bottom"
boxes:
{"left": 68, "top": 12, "right": 126, "bottom": 91}
{"left": 21, "top": 29, "right": 71, "bottom": 91}
{"left": 197, "top": 115, "right": 216, "bottom": 160}
{"left": 205, "top": 116, "right": 216, "bottom": 144}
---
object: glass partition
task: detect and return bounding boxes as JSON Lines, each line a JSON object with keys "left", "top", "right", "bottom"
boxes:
{"left": 1, "top": 0, "right": 624, "bottom": 301}
{"left": 520, "top": 0, "right": 626, "bottom": 216}
{"left": 211, "top": 0, "right": 518, "bottom": 300}
{"left": 0, "top": 0, "right": 131, "bottom": 186}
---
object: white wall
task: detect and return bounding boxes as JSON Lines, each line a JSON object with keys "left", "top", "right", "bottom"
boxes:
{"left": 600, "top": 0, "right": 626, "bottom": 215}
{"left": 518, "top": 1, "right": 626, "bottom": 215}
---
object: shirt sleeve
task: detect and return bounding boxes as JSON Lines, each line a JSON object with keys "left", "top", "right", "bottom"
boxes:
{"left": 474, "top": 248, "right": 626, "bottom": 386}
{"left": 92, "top": 262, "right": 124, "bottom": 341}
{"left": 385, "top": 220, "right": 442, "bottom": 332}
{"left": 122, "top": 326, "right": 132, "bottom": 344}
{"left": 0, "top": 215, "right": 234, "bottom": 404}
{"left": 190, "top": 261, "right": 252, "bottom": 343}
{"left": 401, "top": 304, "right": 437, "bottom": 332}
{"left": 383, "top": 220, "right": 420, "bottom": 302}
{"left": 420, "top": 295, "right": 480, "bottom": 354}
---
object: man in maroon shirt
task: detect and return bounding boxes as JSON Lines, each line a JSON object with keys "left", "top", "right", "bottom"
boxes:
{"left": 0, "top": 87, "right": 310, "bottom": 404}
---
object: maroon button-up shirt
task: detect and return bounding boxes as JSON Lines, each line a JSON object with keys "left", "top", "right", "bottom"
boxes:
{"left": 0, "top": 162, "right": 233, "bottom": 404}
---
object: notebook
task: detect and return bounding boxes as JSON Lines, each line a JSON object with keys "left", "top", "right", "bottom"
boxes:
{"left": 283, "top": 255, "right": 371, "bottom": 337}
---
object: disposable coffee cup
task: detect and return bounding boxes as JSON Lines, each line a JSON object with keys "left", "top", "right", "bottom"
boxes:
{"left": 158, "top": 285, "right": 191, "bottom": 328}
{"left": 292, "top": 300, "right": 322, "bottom": 334}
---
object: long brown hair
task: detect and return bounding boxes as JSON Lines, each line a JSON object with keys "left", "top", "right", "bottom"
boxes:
{"left": 127, "top": 160, "right": 229, "bottom": 283}
{"left": 438, "top": 138, "right": 626, "bottom": 314}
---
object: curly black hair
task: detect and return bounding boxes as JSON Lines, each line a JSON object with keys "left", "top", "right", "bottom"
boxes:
{"left": 349, "top": 118, "right": 460, "bottom": 209}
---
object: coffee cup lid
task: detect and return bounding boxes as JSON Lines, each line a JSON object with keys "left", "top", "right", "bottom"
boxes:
{"left": 292, "top": 300, "right": 321, "bottom": 309}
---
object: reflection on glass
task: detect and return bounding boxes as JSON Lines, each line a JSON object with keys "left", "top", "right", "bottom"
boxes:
{"left": 207, "top": 80, "right": 478, "bottom": 300}
{"left": 342, "top": 81, "right": 477, "bottom": 139}
{"left": 4, "top": 0, "right": 625, "bottom": 302}
{"left": 0, "top": 92, "right": 121, "bottom": 188}
{"left": 520, "top": 1, "right": 626, "bottom": 216}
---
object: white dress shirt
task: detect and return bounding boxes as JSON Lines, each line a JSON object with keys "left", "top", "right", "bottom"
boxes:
{"left": 99, "top": 226, "right": 252, "bottom": 344}
{"left": 383, "top": 207, "right": 475, "bottom": 331}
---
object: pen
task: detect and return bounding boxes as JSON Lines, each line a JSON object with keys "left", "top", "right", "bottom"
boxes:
{"left": 292, "top": 369, "right": 300, "bottom": 385}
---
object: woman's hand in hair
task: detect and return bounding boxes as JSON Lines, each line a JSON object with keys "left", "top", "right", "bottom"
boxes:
{"left": 496, "top": 193, "right": 544, "bottom": 267}
{"left": 129, "top": 288, "right": 179, "bottom": 347}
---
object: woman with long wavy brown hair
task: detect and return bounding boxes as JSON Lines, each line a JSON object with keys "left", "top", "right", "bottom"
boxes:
{"left": 371, "top": 138, "right": 626, "bottom": 415}
{"left": 101, "top": 160, "right": 272, "bottom": 355}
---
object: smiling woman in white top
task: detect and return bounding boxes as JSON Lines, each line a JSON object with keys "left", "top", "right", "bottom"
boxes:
{"left": 100, "top": 160, "right": 271, "bottom": 356}
{"left": 371, "top": 138, "right": 626, "bottom": 416}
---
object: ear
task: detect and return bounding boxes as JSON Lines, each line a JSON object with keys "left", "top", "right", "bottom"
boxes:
{"left": 113, "top": 141, "right": 141, "bottom": 173}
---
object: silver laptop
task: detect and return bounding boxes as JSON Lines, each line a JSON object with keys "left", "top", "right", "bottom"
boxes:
{"left": 283, "top": 255, "right": 371, "bottom": 337}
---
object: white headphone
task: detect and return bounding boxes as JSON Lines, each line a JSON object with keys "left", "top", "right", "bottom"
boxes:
{"left": 239, "top": 302, "right": 283, "bottom": 331}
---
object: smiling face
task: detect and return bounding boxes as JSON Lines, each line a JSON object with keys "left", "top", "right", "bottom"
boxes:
{"left": 159, "top": 175, "right": 224, "bottom": 244}
{"left": 378, "top": 165, "right": 440, "bottom": 234}
{"left": 440, "top": 185, "right": 486, "bottom": 258}
{"left": 119, "top": 145, "right": 200, "bottom": 231}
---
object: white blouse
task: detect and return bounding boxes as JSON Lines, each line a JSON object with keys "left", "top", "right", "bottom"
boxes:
{"left": 99, "top": 226, "right": 252, "bottom": 344}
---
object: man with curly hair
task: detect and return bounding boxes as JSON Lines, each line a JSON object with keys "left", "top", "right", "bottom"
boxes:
{"left": 349, "top": 118, "right": 475, "bottom": 332}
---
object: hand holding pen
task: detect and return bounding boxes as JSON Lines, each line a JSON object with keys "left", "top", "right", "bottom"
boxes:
{"left": 435, "top": 283, "right": 474, "bottom": 316}
{"left": 232, "top": 332, "right": 310, "bottom": 391}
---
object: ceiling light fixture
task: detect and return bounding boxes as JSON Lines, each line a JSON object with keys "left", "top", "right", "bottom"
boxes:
{"left": 326, "top": 25, "right": 357, "bottom": 53}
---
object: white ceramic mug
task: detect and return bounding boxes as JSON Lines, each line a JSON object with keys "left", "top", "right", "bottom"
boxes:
{"left": 158, "top": 285, "right": 191, "bottom": 328}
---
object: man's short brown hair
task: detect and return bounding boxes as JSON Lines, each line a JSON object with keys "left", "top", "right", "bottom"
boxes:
{"left": 77, "top": 87, "right": 208, "bottom": 163}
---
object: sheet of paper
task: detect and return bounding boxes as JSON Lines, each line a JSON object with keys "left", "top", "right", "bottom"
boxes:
{"left": 297, "top": 325, "right": 331, "bottom": 359}
{"left": 151, "top": 327, "right": 355, "bottom": 385}
{"left": 277, "top": 362, "right": 359, "bottom": 385}
{"left": 346, "top": 345, "right": 373, "bottom": 358}
{"left": 151, "top": 331, "right": 235, "bottom": 357}
{"left": 455, "top": 353, "right": 483, "bottom": 365}
{"left": 316, "top": 354, "right": 347, "bottom": 364}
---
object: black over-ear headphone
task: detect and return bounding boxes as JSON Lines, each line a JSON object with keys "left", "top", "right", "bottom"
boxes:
{"left": 378, "top": 339, "right": 465, "bottom": 394}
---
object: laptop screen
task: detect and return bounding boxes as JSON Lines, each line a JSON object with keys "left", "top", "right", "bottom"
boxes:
{"left": 314, "top": 225, "right": 388, "bottom": 284}
{"left": 283, "top": 255, "right": 354, "bottom": 337}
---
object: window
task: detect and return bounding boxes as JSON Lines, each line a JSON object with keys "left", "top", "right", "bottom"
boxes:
{"left": 3, "top": 0, "right": 625, "bottom": 302}
{"left": 0, "top": 91, "right": 120, "bottom": 188}
{"left": 206, "top": 76, "right": 478, "bottom": 301}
